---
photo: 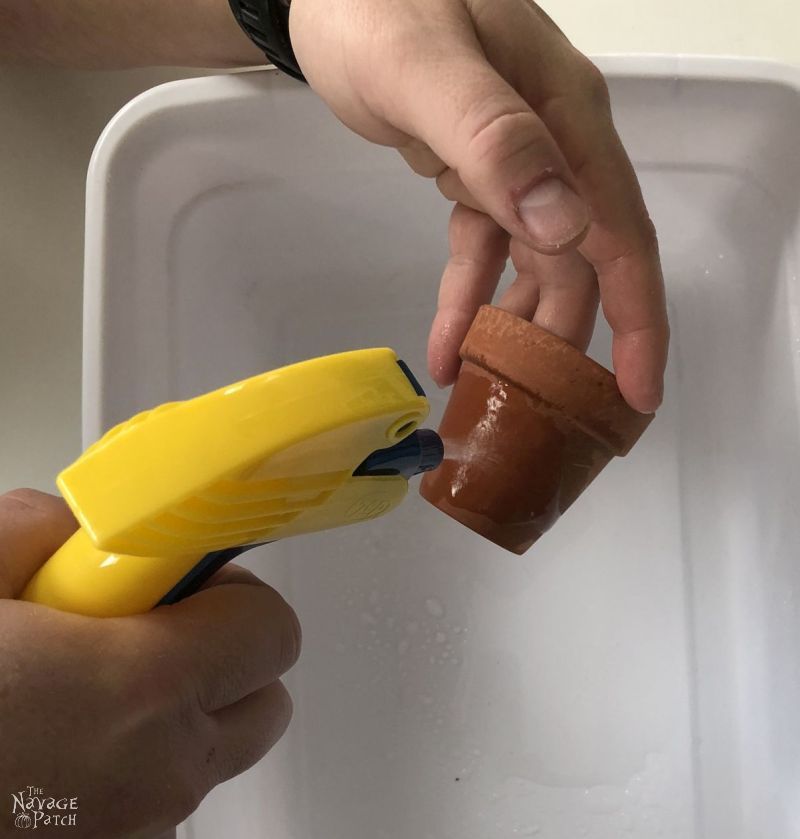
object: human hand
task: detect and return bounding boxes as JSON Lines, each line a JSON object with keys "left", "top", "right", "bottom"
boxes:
{"left": 289, "top": 0, "right": 668, "bottom": 412}
{"left": 3, "top": 0, "right": 666, "bottom": 410}
{"left": 0, "top": 489, "right": 300, "bottom": 838}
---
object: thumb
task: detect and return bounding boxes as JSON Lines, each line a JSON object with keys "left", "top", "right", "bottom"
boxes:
{"left": 383, "top": 21, "right": 588, "bottom": 252}
{"left": 0, "top": 489, "right": 78, "bottom": 599}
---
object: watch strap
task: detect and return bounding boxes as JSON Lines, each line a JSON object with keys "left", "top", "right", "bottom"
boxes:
{"left": 228, "top": 0, "right": 307, "bottom": 83}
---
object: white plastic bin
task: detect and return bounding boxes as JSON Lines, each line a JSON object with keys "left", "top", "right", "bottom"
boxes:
{"left": 84, "top": 58, "right": 800, "bottom": 838}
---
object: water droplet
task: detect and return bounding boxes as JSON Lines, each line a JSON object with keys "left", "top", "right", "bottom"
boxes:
{"left": 435, "top": 631, "right": 447, "bottom": 643}
{"left": 397, "top": 639, "right": 410, "bottom": 655}
{"left": 425, "top": 598, "right": 445, "bottom": 617}
{"left": 583, "top": 785, "right": 627, "bottom": 814}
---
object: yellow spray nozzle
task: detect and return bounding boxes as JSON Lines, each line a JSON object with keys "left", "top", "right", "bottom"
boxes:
{"left": 21, "top": 350, "right": 442, "bottom": 617}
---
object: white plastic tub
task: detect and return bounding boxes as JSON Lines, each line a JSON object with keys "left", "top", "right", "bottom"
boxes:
{"left": 84, "top": 57, "right": 800, "bottom": 839}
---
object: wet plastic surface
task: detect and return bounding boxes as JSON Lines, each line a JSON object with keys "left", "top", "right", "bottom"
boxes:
{"left": 85, "top": 59, "right": 800, "bottom": 839}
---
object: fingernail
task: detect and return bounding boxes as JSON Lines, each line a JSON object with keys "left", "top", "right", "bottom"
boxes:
{"left": 517, "top": 178, "right": 589, "bottom": 249}
{"left": 635, "top": 383, "right": 663, "bottom": 414}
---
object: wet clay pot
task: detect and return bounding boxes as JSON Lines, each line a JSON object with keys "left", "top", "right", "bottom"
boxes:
{"left": 420, "top": 305, "right": 654, "bottom": 554}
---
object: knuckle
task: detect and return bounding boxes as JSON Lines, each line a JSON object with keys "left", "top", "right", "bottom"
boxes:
{"left": 209, "top": 653, "right": 249, "bottom": 708}
{"left": 0, "top": 488, "right": 58, "bottom": 514}
{"left": 271, "top": 681, "right": 295, "bottom": 735}
{"left": 111, "top": 625, "right": 193, "bottom": 713}
{"left": 436, "top": 169, "right": 462, "bottom": 202}
{"left": 122, "top": 686, "right": 212, "bottom": 824}
{"left": 167, "top": 704, "right": 218, "bottom": 808}
{"left": 634, "top": 214, "right": 661, "bottom": 255}
{"left": 607, "top": 217, "right": 662, "bottom": 273}
{"left": 154, "top": 651, "right": 194, "bottom": 703}
{"left": 168, "top": 771, "right": 208, "bottom": 825}
{"left": 400, "top": 139, "right": 438, "bottom": 168}
{"left": 252, "top": 584, "right": 302, "bottom": 674}
{"left": 466, "top": 110, "right": 545, "bottom": 170}
{"left": 202, "top": 741, "right": 239, "bottom": 788}
{"left": 278, "top": 598, "right": 302, "bottom": 674}
{"left": 235, "top": 685, "right": 293, "bottom": 775}
{"left": 402, "top": 148, "right": 448, "bottom": 179}
{"left": 578, "top": 58, "right": 611, "bottom": 109}
{"left": 172, "top": 687, "right": 206, "bottom": 739}
{"left": 209, "top": 737, "right": 255, "bottom": 786}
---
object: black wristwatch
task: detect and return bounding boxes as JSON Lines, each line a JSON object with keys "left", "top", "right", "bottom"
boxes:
{"left": 228, "top": 0, "right": 307, "bottom": 83}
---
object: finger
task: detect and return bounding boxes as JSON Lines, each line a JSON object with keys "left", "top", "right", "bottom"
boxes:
{"left": 399, "top": 144, "right": 485, "bottom": 213}
{"left": 209, "top": 681, "right": 293, "bottom": 784}
{"left": 0, "top": 489, "right": 78, "bottom": 599}
{"left": 500, "top": 239, "right": 599, "bottom": 351}
{"left": 428, "top": 203, "right": 509, "bottom": 386}
{"left": 436, "top": 168, "right": 485, "bottom": 214}
{"left": 471, "top": 2, "right": 667, "bottom": 410}
{"left": 129, "top": 580, "right": 301, "bottom": 713}
{"left": 538, "top": 71, "right": 667, "bottom": 410}
{"left": 384, "top": 12, "right": 589, "bottom": 253}
{"left": 398, "top": 140, "right": 447, "bottom": 179}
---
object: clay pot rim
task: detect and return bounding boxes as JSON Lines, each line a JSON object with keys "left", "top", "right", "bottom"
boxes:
{"left": 460, "top": 306, "right": 653, "bottom": 455}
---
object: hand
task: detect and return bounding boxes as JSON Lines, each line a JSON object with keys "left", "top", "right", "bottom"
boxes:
{"left": 290, "top": 0, "right": 669, "bottom": 412}
{"left": 2, "top": 0, "right": 668, "bottom": 412}
{"left": 0, "top": 489, "right": 300, "bottom": 838}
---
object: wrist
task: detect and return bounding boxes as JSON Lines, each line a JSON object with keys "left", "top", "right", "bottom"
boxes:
{"left": 177, "top": 0, "right": 266, "bottom": 67}
{"left": 227, "top": 0, "right": 306, "bottom": 81}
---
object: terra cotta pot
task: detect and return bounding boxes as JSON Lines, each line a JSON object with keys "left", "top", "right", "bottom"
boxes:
{"left": 420, "top": 305, "right": 654, "bottom": 554}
